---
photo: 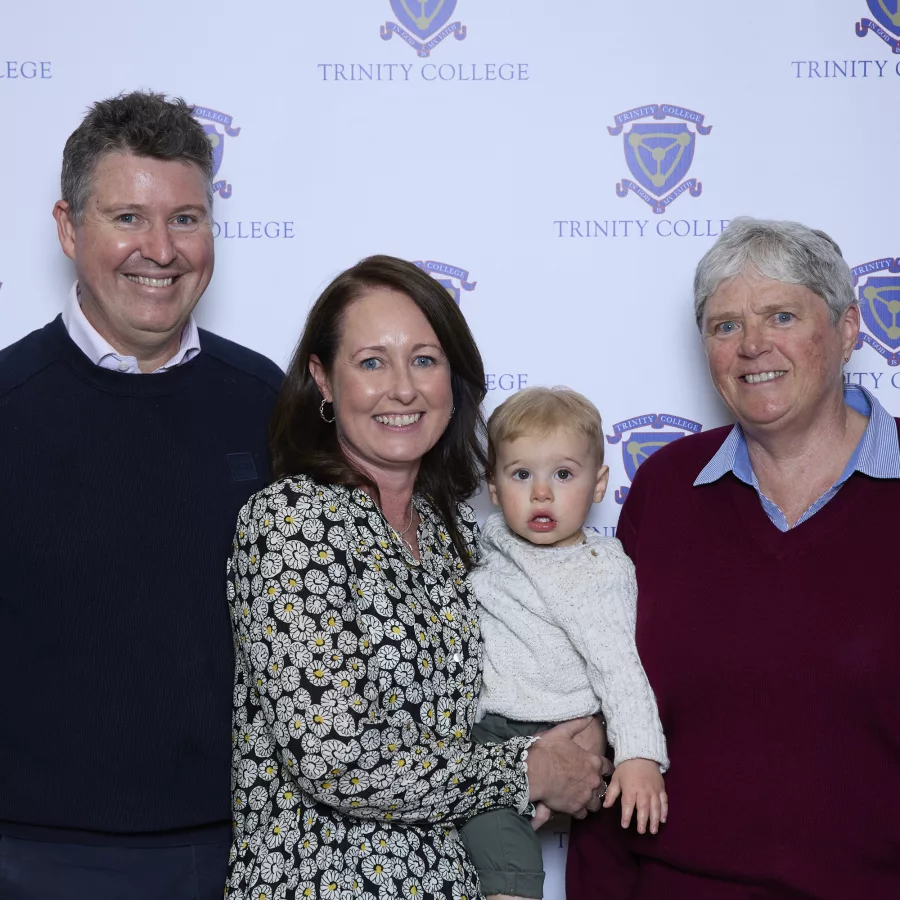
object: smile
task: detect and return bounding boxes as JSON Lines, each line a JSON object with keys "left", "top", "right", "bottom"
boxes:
{"left": 124, "top": 274, "right": 175, "bottom": 287}
{"left": 374, "top": 413, "right": 422, "bottom": 427}
{"left": 741, "top": 370, "right": 786, "bottom": 384}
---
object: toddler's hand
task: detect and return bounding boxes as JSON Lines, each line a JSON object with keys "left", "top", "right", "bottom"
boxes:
{"left": 602, "top": 758, "right": 667, "bottom": 834}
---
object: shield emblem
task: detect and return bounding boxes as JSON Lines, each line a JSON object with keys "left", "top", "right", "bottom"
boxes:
{"left": 621, "top": 432, "right": 685, "bottom": 483}
{"left": 867, "top": 0, "right": 900, "bottom": 36}
{"left": 860, "top": 278, "right": 900, "bottom": 349}
{"left": 624, "top": 123, "right": 695, "bottom": 197}
{"left": 203, "top": 124, "right": 224, "bottom": 178}
{"left": 389, "top": 0, "right": 458, "bottom": 39}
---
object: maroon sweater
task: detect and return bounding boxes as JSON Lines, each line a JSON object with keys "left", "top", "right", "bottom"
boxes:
{"left": 567, "top": 425, "right": 900, "bottom": 900}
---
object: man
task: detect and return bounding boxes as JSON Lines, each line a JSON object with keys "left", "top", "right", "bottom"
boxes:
{"left": 0, "top": 91, "right": 282, "bottom": 898}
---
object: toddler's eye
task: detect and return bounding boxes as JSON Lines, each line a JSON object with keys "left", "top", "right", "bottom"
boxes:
{"left": 556, "top": 469, "right": 573, "bottom": 481}
{"left": 511, "top": 469, "right": 530, "bottom": 481}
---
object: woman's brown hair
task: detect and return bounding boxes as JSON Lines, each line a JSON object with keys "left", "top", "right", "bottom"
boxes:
{"left": 270, "top": 255, "right": 488, "bottom": 566}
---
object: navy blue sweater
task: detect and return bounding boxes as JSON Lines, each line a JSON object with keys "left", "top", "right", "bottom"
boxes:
{"left": 0, "top": 316, "right": 282, "bottom": 843}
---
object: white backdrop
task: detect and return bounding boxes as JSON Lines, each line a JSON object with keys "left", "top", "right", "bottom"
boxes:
{"left": 3, "top": 1, "right": 900, "bottom": 893}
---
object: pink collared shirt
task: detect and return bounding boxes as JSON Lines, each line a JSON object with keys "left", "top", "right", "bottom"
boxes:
{"left": 61, "top": 282, "right": 201, "bottom": 374}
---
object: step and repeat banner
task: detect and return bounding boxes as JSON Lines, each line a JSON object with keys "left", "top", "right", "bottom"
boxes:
{"left": 3, "top": 1, "right": 899, "bottom": 892}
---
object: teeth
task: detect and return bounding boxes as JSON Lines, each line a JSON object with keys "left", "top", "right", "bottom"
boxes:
{"left": 743, "top": 371, "right": 786, "bottom": 384}
{"left": 534, "top": 516, "right": 552, "bottom": 523}
{"left": 374, "top": 413, "right": 421, "bottom": 426}
{"left": 125, "top": 275, "right": 174, "bottom": 287}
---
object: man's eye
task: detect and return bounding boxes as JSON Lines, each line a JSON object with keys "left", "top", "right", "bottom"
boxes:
{"left": 556, "top": 469, "right": 573, "bottom": 481}
{"left": 174, "top": 214, "right": 196, "bottom": 226}
{"left": 716, "top": 321, "right": 738, "bottom": 335}
{"left": 511, "top": 469, "right": 530, "bottom": 481}
{"left": 775, "top": 312, "right": 794, "bottom": 324}
{"left": 118, "top": 214, "right": 137, "bottom": 224}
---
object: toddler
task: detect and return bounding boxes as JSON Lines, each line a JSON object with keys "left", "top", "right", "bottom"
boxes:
{"left": 462, "top": 386, "right": 669, "bottom": 900}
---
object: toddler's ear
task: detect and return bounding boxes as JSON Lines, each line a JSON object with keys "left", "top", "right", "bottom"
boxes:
{"left": 487, "top": 479, "right": 500, "bottom": 506}
{"left": 594, "top": 465, "right": 610, "bottom": 503}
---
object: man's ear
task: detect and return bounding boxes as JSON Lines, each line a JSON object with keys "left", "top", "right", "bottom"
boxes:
{"left": 53, "top": 200, "right": 77, "bottom": 262}
{"left": 309, "top": 355, "right": 332, "bottom": 402}
{"left": 594, "top": 465, "right": 610, "bottom": 503}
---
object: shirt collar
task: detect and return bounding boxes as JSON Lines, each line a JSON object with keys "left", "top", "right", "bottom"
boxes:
{"left": 694, "top": 384, "right": 900, "bottom": 487}
{"left": 61, "top": 282, "right": 201, "bottom": 374}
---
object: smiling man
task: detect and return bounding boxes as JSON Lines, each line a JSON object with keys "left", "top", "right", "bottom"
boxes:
{"left": 0, "top": 92, "right": 282, "bottom": 899}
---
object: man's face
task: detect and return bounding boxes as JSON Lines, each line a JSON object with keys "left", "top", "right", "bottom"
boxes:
{"left": 54, "top": 152, "right": 214, "bottom": 355}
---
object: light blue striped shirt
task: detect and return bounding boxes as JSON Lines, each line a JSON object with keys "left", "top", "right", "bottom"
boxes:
{"left": 693, "top": 385, "right": 900, "bottom": 531}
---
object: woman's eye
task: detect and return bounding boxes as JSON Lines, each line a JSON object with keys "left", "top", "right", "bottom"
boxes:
{"left": 556, "top": 469, "right": 573, "bottom": 481}
{"left": 360, "top": 358, "right": 382, "bottom": 371}
{"left": 413, "top": 355, "right": 435, "bottom": 367}
{"left": 775, "top": 312, "right": 794, "bottom": 324}
{"left": 716, "top": 320, "right": 738, "bottom": 335}
{"left": 511, "top": 469, "right": 530, "bottom": 481}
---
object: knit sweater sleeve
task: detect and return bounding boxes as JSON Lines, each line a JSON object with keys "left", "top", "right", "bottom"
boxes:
{"left": 545, "top": 541, "right": 669, "bottom": 770}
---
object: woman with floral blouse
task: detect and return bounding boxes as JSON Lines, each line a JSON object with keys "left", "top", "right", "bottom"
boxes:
{"left": 224, "top": 255, "right": 606, "bottom": 900}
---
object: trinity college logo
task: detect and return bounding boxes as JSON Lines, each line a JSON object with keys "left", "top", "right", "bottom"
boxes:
{"left": 415, "top": 260, "right": 477, "bottom": 306}
{"left": 856, "top": 1, "right": 900, "bottom": 52}
{"left": 381, "top": 0, "right": 467, "bottom": 57}
{"left": 192, "top": 106, "right": 241, "bottom": 199}
{"left": 607, "top": 413, "right": 702, "bottom": 503}
{"left": 608, "top": 104, "right": 712, "bottom": 214}
{"left": 852, "top": 256, "right": 900, "bottom": 364}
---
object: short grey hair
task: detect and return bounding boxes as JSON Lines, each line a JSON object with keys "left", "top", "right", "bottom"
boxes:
{"left": 693, "top": 217, "right": 856, "bottom": 330}
{"left": 61, "top": 91, "right": 214, "bottom": 223}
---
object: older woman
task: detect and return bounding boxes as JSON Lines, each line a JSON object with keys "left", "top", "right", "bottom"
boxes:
{"left": 567, "top": 218, "right": 900, "bottom": 899}
{"left": 225, "top": 256, "right": 606, "bottom": 900}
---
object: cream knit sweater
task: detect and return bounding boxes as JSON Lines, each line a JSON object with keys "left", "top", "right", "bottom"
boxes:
{"left": 471, "top": 513, "right": 669, "bottom": 769}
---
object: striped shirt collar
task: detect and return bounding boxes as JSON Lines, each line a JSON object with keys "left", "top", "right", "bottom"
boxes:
{"left": 62, "top": 282, "right": 201, "bottom": 374}
{"left": 694, "top": 384, "right": 900, "bottom": 488}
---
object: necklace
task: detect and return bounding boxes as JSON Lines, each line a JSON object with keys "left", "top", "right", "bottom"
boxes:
{"left": 393, "top": 500, "right": 417, "bottom": 554}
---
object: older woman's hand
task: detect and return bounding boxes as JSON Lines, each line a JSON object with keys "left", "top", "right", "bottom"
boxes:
{"left": 526, "top": 718, "right": 606, "bottom": 818}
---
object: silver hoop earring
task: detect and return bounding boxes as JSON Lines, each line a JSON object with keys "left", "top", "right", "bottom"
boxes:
{"left": 319, "top": 399, "right": 335, "bottom": 423}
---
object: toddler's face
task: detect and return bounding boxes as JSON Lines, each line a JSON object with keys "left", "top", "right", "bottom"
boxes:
{"left": 488, "top": 427, "right": 609, "bottom": 548}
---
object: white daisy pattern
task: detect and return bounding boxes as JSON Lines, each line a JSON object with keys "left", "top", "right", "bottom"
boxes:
{"left": 226, "top": 476, "right": 533, "bottom": 900}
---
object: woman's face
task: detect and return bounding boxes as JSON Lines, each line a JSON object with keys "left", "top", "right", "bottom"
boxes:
{"left": 702, "top": 271, "right": 859, "bottom": 435}
{"left": 310, "top": 288, "right": 454, "bottom": 484}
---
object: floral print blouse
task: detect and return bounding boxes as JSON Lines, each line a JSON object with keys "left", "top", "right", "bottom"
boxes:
{"left": 225, "top": 475, "right": 533, "bottom": 900}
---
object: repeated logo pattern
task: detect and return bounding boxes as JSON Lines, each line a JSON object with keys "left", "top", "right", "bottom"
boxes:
{"left": 607, "top": 413, "right": 703, "bottom": 503}
{"left": 857, "top": 0, "right": 900, "bottom": 52}
{"left": 608, "top": 105, "right": 712, "bottom": 214}
{"left": 225, "top": 476, "right": 532, "bottom": 899}
{"left": 853, "top": 256, "right": 900, "bottom": 365}
{"left": 381, "top": 0, "right": 467, "bottom": 57}
{"left": 415, "top": 260, "right": 477, "bottom": 306}
{"left": 192, "top": 105, "right": 241, "bottom": 199}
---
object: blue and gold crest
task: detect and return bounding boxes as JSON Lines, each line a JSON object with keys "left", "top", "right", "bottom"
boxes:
{"left": 852, "top": 257, "right": 900, "bottom": 364}
{"left": 857, "top": 1, "right": 900, "bottom": 51}
{"left": 414, "top": 260, "right": 476, "bottom": 306}
{"left": 607, "top": 413, "right": 702, "bottom": 503}
{"left": 381, "top": 1, "right": 467, "bottom": 57}
{"left": 608, "top": 104, "right": 712, "bottom": 214}
{"left": 191, "top": 106, "right": 241, "bottom": 199}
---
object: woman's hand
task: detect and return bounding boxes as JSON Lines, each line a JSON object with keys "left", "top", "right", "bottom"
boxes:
{"left": 603, "top": 758, "right": 667, "bottom": 834}
{"left": 526, "top": 718, "right": 606, "bottom": 818}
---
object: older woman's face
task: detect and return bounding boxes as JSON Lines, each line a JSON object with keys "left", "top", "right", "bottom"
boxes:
{"left": 311, "top": 288, "right": 453, "bottom": 481}
{"left": 702, "top": 272, "right": 858, "bottom": 433}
